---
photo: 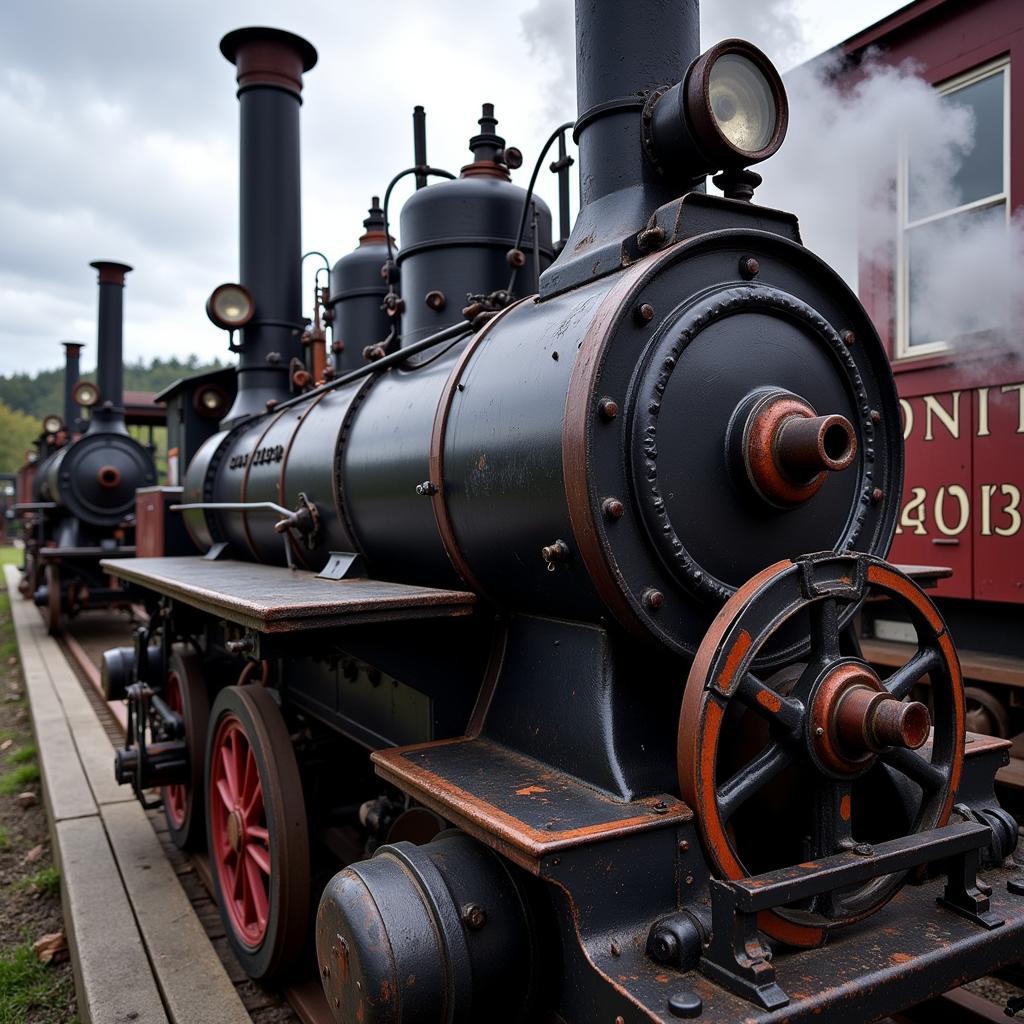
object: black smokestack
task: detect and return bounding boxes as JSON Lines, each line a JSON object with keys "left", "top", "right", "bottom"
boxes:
{"left": 61, "top": 341, "right": 83, "bottom": 429}
{"left": 542, "top": 0, "right": 700, "bottom": 294}
{"left": 219, "top": 27, "right": 318, "bottom": 424}
{"left": 88, "top": 261, "right": 132, "bottom": 434}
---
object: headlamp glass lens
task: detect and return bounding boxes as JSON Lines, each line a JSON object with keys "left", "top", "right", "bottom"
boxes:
{"left": 709, "top": 53, "right": 776, "bottom": 154}
{"left": 213, "top": 287, "right": 251, "bottom": 325}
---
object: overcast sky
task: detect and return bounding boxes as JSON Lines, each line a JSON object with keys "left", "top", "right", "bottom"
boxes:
{"left": 0, "top": 0, "right": 904, "bottom": 377}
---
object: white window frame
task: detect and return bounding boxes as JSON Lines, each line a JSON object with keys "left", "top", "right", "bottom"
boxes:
{"left": 895, "top": 56, "right": 1011, "bottom": 360}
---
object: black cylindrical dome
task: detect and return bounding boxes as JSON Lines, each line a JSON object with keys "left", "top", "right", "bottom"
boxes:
{"left": 396, "top": 105, "right": 554, "bottom": 345}
{"left": 328, "top": 198, "right": 391, "bottom": 373}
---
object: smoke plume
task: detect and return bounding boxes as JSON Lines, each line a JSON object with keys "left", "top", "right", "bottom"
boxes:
{"left": 759, "top": 55, "right": 1024, "bottom": 349}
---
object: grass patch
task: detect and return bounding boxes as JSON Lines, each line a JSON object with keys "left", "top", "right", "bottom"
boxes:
{"left": 0, "top": 547, "right": 22, "bottom": 568}
{"left": 0, "top": 730, "right": 13, "bottom": 745}
{"left": 0, "top": 763, "right": 40, "bottom": 796}
{"left": 17, "top": 867, "right": 60, "bottom": 898}
{"left": 0, "top": 826, "right": 9, "bottom": 851}
{"left": 0, "top": 941, "right": 72, "bottom": 1024}
{"left": 9, "top": 745, "right": 35, "bottom": 765}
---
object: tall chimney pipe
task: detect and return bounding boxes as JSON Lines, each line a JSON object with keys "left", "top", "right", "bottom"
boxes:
{"left": 542, "top": 0, "right": 700, "bottom": 295}
{"left": 61, "top": 341, "right": 84, "bottom": 430}
{"left": 219, "top": 27, "right": 318, "bottom": 424}
{"left": 88, "top": 261, "right": 132, "bottom": 435}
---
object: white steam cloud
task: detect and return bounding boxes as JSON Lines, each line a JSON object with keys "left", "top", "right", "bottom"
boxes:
{"left": 760, "top": 55, "right": 1024, "bottom": 349}
{"left": 518, "top": 2, "right": 1024, "bottom": 351}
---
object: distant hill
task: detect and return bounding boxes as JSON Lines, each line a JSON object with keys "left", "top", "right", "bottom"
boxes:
{"left": 0, "top": 355, "right": 226, "bottom": 421}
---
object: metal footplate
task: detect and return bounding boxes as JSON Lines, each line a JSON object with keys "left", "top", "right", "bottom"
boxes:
{"left": 701, "top": 820, "right": 1002, "bottom": 1010}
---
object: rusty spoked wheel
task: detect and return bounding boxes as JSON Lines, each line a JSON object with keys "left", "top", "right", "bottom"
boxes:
{"left": 162, "top": 646, "right": 209, "bottom": 850}
{"left": 679, "top": 553, "right": 965, "bottom": 948}
{"left": 45, "top": 563, "right": 62, "bottom": 635}
{"left": 206, "top": 685, "right": 309, "bottom": 981}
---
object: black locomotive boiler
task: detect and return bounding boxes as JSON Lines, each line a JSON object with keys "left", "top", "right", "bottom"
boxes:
{"left": 18, "top": 262, "right": 157, "bottom": 632}
{"left": 104, "top": 4, "right": 1024, "bottom": 1022}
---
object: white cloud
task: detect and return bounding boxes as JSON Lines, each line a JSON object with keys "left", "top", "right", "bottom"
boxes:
{"left": 0, "top": 0, "right": 902, "bottom": 376}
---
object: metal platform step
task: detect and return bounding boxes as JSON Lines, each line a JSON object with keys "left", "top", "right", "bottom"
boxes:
{"left": 101, "top": 555, "right": 476, "bottom": 633}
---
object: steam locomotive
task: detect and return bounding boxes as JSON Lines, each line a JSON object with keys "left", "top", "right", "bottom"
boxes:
{"left": 102, "top": 3, "right": 1024, "bottom": 1021}
{"left": 15, "top": 265, "right": 159, "bottom": 633}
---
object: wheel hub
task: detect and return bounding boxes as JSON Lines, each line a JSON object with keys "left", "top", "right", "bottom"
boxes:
{"left": 227, "top": 808, "right": 244, "bottom": 853}
{"left": 809, "top": 662, "right": 931, "bottom": 776}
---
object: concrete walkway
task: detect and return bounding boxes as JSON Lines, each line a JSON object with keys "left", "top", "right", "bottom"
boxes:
{"left": 5, "top": 565, "right": 251, "bottom": 1024}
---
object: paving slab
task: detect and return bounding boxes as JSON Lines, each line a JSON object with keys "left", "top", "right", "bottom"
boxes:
{"left": 56, "top": 814, "right": 168, "bottom": 1024}
{"left": 101, "top": 800, "right": 250, "bottom": 1024}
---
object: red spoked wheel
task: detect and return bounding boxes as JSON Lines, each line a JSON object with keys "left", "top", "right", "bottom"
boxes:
{"left": 161, "top": 646, "right": 209, "bottom": 850}
{"left": 206, "top": 685, "right": 309, "bottom": 981}
{"left": 679, "top": 553, "right": 965, "bottom": 949}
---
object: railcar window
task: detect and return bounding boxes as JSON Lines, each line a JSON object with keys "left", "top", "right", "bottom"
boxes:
{"left": 898, "top": 59, "right": 1009, "bottom": 356}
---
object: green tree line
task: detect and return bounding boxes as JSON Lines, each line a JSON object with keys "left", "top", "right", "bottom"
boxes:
{"left": 0, "top": 355, "right": 225, "bottom": 422}
{"left": 0, "top": 402, "right": 41, "bottom": 475}
{"left": 0, "top": 356, "right": 226, "bottom": 475}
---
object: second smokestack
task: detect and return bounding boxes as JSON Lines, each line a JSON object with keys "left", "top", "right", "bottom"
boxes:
{"left": 89, "top": 260, "right": 132, "bottom": 434}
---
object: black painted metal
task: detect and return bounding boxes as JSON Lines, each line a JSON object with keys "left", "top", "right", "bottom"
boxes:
{"left": 328, "top": 198, "right": 391, "bottom": 373}
{"left": 219, "top": 27, "right": 317, "bottom": 424}
{"left": 541, "top": 0, "right": 701, "bottom": 297}
{"left": 413, "top": 105, "right": 428, "bottom": 189}
{"left": 316, "top": 831, "right": 540, "bottom": 1023}
{"left": 89, "top": 261, "right": 131, "bottom": 432}
{"left": 396, "top": 105, "right": 553, "bottom": 344}
{"left": 61, "top": 341, "right": 83, "bottom": 429}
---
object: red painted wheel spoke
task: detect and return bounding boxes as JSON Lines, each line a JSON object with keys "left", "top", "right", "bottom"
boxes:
{"left": 244, "top": 785, "right": 264, "bottom": 824}
{"left": 231, "top": 851, "right": 244, "bottom": 901}
{"left": 247, "top": 841, "right": 271, "bottom": 876}
{"left": 248, "top": 824, "right": 270, "bottom": 845}
{"left": 244, "top": 856, "right": 269, "bottom": 931}
{"left": 221, "top": 742, "right": 240, "bottom": 804}
{"left": 216, "top": 778, "right": 235, "bottom": 813}
{"left": 241, "top": 750, "right": 256, "bottom": 806}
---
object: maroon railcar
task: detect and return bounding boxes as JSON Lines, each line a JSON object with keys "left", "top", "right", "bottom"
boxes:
{"left": 824, "top": 0, "right": 1024, "bottom": 737}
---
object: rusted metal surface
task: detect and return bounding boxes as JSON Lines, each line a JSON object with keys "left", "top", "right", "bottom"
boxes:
{"left": 372, "top": 735, "right": 692, "bottom": 873}
{"left": 743, "top": 391, "right": 857, "bottom": 507}
{"left": 678, "top": 554, "right": 966, "bottom": 948}
{"left": 101, "top": 556, "right": 476, "bottom": 633}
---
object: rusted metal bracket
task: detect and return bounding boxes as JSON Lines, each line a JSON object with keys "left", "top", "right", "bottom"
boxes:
{"left": 701, "top": 820, "right": 1000, "bottom": 1009}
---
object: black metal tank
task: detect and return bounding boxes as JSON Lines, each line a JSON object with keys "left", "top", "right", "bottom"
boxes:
{"left": 328, "top": 198, "right": 391, "bottom": 373}
{"left": 395, "top": 105, "right": 554, "bottom": 344}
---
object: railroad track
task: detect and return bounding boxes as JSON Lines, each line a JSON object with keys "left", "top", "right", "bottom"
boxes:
{"left": 55, "top": 609, "right": 1021, "bottom": 1024}
{"left": 894, "top": 986, "right": 1018, "bottom": 1023}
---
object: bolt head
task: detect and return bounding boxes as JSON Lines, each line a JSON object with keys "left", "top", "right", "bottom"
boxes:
{"left": 635, "top": 302, "right": 655, "bottom": 324}
{"left": 841, "top": 329, "right": 856, "bottom": 346}
{"left": 872, "top": 487, "right": 884, "bottom": 503}
{"left": 461, "top": 903, "right": 487, "bottom": 930}
{"left": 652, "top": 929, "right": 679, "bottom": 963}
{"left": 740, "top": 256, "right": 760, "bottom": 279}
{"left": 643, "top": 588, "right": 664, "bottom": 610}
{"left": 603, "top": 498, "right": 625, "bottom": 521}
{"left": 598, "top": 397, "right": 619, "bottom": 421}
